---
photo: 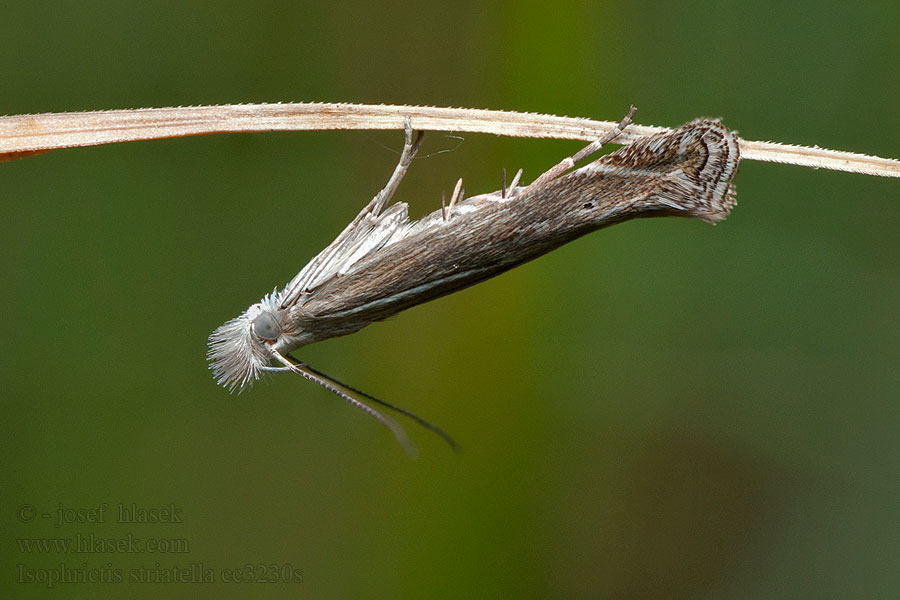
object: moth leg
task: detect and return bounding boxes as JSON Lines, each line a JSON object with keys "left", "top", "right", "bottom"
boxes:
{"left": 529, "top": 105, "right": 636, "bottom": 188}
{"left": 329, "top": 118, "right": 424, "bottom": 236}
{"left": 445, "top": 178, "right": 463, "bottom": 219}
{"left": 506, "top": 168, "right": 523, "bottom": 196}
{"left": 367, "top": 117, "right": 426, "bottom": 218}
{"left": 283, "top": 120, "right": 425, "bottom": 299}
{"left": 500, "top": 167, "right": 524, "bottom": 199}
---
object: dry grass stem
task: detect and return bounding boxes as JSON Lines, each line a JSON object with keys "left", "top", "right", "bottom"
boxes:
{"left": 1, "top": 102, "right": 897, "bottom": 177}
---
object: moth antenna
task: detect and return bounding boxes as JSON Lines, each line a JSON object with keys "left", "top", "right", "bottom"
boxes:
{"left": 298, "top": 360, "right": 460, "bottom": 453}
{"left": 271, "top": 351, "right": 459, "bottom": 454}
{"left": 270, "top": 350, "right": 418, "bottom": 457}
{"left": 501, "top": 167, "right": 507, "bottom": 198}
{"left": 441, "top": 190, "right": 447, "bottom": 221}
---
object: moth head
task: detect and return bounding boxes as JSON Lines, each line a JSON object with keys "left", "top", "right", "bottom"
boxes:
{"left": 207, "top": 290, "right": 286, "bottom": 392}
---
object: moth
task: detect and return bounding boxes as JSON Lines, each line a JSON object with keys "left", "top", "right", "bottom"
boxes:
{"left": 208, "top": 109, "right": 740, "bottom": 454}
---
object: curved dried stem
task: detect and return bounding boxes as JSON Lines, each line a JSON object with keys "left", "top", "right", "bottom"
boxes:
{"left": 1, "top": 102, "right": 897, "bottom": 177}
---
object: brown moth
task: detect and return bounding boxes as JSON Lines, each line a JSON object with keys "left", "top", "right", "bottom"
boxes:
{"left": 208, "top": 110, "right": 740, "bottom": 453}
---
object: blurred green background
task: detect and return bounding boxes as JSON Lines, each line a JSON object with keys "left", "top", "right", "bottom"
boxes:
{"left": 2, "top": 1, "right": 898, "bottom": 598}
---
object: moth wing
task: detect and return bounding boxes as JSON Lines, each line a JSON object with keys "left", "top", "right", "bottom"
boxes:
{"left": 280, "top": 202, "right": 410, "bottom": 305}
{"left": 310, "top": 202, "right": 410, "bottom": 285}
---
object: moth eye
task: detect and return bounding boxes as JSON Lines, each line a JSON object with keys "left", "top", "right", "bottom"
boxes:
{"left": 252, "top": 312, "right": 281, "bottom": 341}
